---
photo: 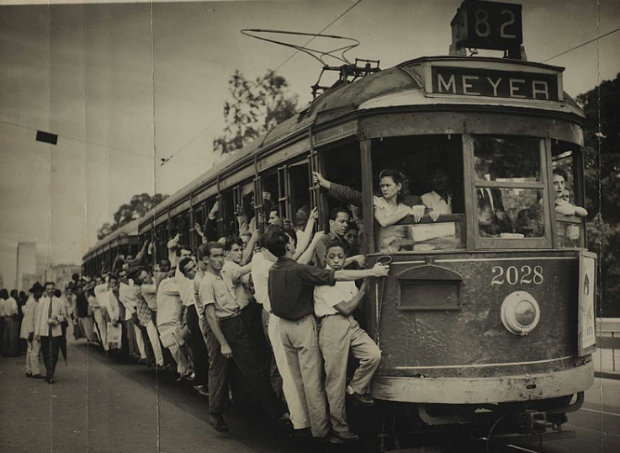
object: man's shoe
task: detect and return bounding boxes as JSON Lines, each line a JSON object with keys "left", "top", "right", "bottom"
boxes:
{"left": 335, "top": 430, "right": 361, "bottom": 442}
{"left": 209, "top": 413, "right": 229, "bottom": 433}
{"left": 47, "top": 378, "right": 55, "bottom": 384}
{"left": 176, "top": 373, "right": 192, "bottom": 383}
{"left": 318, "top": 431, "right": 345, "bottom": 444}
{"left": 26, "top": 372, "right": 33, "bottom": 378}
{"left": 275, "top": 413, "right": 293, "bottom": 433}
{"left": 346, "top": 391, "right": 374, "bottom": 407}
{"left": 32, "top": 374, "right": 44, "bottom": 379}
{"left": 193, "top": 384, "right": 209, "bottom": 397}
{"left": 293, "top": 428, "right": 312, "bottom": 438}
{"left": 137, "top": 358, "right": 147, "bottom": 365}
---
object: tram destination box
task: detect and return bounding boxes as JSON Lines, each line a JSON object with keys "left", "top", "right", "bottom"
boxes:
{"left": 451, "top": 0, "right": 523, "bottom": 53}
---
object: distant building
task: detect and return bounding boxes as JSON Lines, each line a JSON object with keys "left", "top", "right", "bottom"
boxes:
{"left": 16, "top": 242, "right": 37, "bottom": 291}
{"left": 21, "top": 274, "right": 40, "bottom": 293}
{"left": 44, "top": 264, "right": 82, "bottom": 290}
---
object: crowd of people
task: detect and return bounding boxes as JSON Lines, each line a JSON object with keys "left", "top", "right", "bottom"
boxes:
{"left": 0, "top": 165, "right": 588, "bottom": 444}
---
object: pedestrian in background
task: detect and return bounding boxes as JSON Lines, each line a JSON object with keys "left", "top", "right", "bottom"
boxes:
{"left": 2, "top": 290, "right": 20, "bottom": 356}
{"left": 20, "top": 282, "right": 44, "bottom": 378}
{"left": 35, "top": 282, "right": 69, "bottom": 384}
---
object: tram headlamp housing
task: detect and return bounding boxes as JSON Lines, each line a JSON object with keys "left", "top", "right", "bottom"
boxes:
{"left": 501, "top": 291, "right": 540, "bottom": 336}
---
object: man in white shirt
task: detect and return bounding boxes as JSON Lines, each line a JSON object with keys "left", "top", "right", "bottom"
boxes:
{"left": 20, "top": 282, "right": 44, "bottom": 377}
{"left": 313, "top": 241, "right": 382, "bottom": 441}
{"left": 251, "top": 240, "right": 309, "bottom": 434}
{"left": 34, "top": 282, "right": 69, "bottom": 384}
{"left": 3, "top": 290, "right": 20, "bottom": 356}
{"left": 118, "top": 268, "right": 146, "bottom": 362}
{"left": 95, "top": 276, "right": 121, "bottom": 352}
{"left": 174, "top": 259, "right": 209, "bottom": 394}
{"left": 128, "top": 267, "right": 165, "bottom": 369}
{"left": 156, "top": 274, "right": 191, "bottom": 379}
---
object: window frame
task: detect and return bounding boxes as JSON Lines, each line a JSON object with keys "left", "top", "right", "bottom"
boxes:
{"left": 551, "top": 143, "right": 587, "bottom": 248}
{"left": 463, "top": 134, "right": 553, "bottom": 249}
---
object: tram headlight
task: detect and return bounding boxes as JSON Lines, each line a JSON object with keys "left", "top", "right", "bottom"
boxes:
{"left": 500, "top": 291, "right": 540, "bottom": 336}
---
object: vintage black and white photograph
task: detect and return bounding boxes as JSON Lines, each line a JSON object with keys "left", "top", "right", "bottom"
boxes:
{"left": 0, "top": 0, "right": 619, "bottom": 452}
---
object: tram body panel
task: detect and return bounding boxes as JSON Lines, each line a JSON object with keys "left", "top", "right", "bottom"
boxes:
{"left": 366, "top": 250, "right": 594, "bottom": 404}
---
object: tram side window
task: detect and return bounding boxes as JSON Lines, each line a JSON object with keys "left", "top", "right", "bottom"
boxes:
{"left": 371, "top": 135, "right": 464, "bottom": 252}
{"left": 319, "top": 142, "right": 363, "bottom": 253}
{"left": 473, "top": 136, "right": 545, "bottom": 239}
{"left": 552, "top": 143, "right": 587, "bottom": 248}
{"left": 259, "top": 161, "right": 311, "bottom": 233}
{"left": 261, "top": 172, "right": 281, "bottom": 227}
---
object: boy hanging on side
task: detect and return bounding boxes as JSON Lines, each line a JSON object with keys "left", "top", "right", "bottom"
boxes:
{"left": 313, "top": 241, "right": 382, "bottom": 442}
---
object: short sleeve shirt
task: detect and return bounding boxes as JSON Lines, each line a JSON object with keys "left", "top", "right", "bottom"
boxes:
{"left": 269, "top": 257, "right": 335, "bottom": 321}
{"left": 313, "top": 273, "right": 358, "bottom": 318}
{"left": 198, "top": 267, "right": 248, "bottom": 320}
{"left": 251, "top": 252, "right": 275, "bottom": 312}
{"left": 421, "top": 191, "right": 452, "bottom": 214}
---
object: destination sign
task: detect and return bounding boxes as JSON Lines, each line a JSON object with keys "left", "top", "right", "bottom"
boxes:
{"left": 431, "top": 66, "right": 560, "bottom": 101}
{"left": 451, "top": 0, "right": 523, "bottom": 53}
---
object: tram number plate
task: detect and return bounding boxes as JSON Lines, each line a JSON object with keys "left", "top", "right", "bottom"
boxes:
{"left": 491, "top": 265, "right": 543, "bottom": 286}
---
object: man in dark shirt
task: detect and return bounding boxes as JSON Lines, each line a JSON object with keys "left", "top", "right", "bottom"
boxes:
{"left": 265, "top": 226, "right": 389, "bottom": 443}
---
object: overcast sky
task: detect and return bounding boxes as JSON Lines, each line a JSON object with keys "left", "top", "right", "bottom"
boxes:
{"left": 0, "top": 0, "right": 619, "bottom": 288}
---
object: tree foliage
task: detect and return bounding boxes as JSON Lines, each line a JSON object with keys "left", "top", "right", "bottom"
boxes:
{"left": 578, "top": 72, "right": 620, "bottom": 316}
{"left": 213, "top": 70, "right": 299, "bottom": 155}
{"left": 96, "top": 193, "right": 168, "bottom": 240}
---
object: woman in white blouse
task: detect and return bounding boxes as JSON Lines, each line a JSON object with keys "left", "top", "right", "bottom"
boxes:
{"left": 374, "top": 169, "right": 424, "bottom": 252}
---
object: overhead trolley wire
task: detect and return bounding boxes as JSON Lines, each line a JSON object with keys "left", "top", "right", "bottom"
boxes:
{"left": 159, "top": 0, "right": 364, "bottom": 167}
{"left": 542, "top": 26, "right": 620, "bottom": 62}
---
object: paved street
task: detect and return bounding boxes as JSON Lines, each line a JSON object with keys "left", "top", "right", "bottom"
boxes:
{"left": 1, "top": 339, "right": 619, "bottom": 453}
{"left": 0, "top": 340, "right": 314, "bottom": 453}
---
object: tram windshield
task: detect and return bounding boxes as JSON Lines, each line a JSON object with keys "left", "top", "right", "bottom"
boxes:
{"left": 473, "top": 136, "right": 545, "bottom": 239}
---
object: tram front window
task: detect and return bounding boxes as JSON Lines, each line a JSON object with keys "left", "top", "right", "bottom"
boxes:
{"left": 473, "top": 136, "right": 546, "bottom": 239}
{"left": 370, "top": 135, "right": 465, "bottom": 252}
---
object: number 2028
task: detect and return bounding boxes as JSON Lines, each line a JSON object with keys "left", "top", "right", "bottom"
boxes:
{"left": 491, "top": 265, "right": 543, "bottom": 286}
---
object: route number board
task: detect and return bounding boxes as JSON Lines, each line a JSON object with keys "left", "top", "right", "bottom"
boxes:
{"left": 451, "top": 0, "right": 523, "bottom": 52}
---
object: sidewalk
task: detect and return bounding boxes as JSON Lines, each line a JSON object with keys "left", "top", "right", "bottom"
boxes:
{"left": 592, "top": 347, "right": 620, "bottom": 380}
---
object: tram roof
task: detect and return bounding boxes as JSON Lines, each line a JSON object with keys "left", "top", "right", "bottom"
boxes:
{"left": 84, "top": 218, "right": 140, "bottom": 260}
{"left": 138, "top": 56, "right": 585, "bottom": 232}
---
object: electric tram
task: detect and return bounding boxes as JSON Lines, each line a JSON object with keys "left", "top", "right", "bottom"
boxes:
{"left": 84, "top": 1, "right": 596, "bottom": 449}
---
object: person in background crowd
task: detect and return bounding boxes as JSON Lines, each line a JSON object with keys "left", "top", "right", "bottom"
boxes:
{"left": 85, "top": 282, "right": 104, "bottom": 346}
{"left": 422, "top": 167, "right": 453, "bottom": 220}
{"left": 0, "top": 289, "right": 6, "bottom": 355}
{"left": 128, "top": 267, "right": 165, "bottom": 369}
{"left": 171, "top": 241, "right": 209, "bottom": 395}
{"left": 314, "top": 241, "right": 382, "bottom": 442}
{"left": 35, "top": 282, "right": 69, "bottom": 384}
{"left": 74, "top": 283, "right": 96, "bottom": 343}
{"left": 264, "top": 226, "right": 390, "bottom": 443}
{"left": 268, "top": 207, "right": 283, "bottom": 227}
{"left": 21, "top": 282, "right": 44, "bottom": 378}
{"left": 95, "top": 275, "right": 122, "bottom": 353}
{"left": 2, "top": 289, "right": 20, "bottom": 356}
{"left": 156, "top": 271, "right": 191, "bottom": 380}
{"left": 63, "top": 284, "right": 75, "bottom": 339}
{"left": 118, "top": 267, "right": 147, "bottom": 363}
{"left": 18, "top": 290, "right": 28, "bottom": 354}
